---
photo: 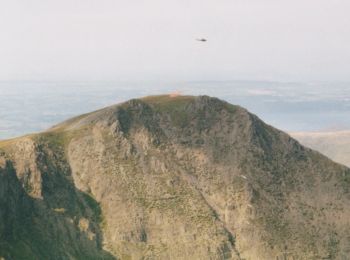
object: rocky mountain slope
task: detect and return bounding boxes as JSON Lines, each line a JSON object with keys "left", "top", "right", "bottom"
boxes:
{"left": 292, "top": 131, "right": 350, "bottom": 168}
{"left": 0, "top": 95, "right": 349, "bottom": 260}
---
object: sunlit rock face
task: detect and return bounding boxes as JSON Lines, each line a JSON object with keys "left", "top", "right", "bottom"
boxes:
{"left": 1, "top": 95, "right": 349, "bottom": 259}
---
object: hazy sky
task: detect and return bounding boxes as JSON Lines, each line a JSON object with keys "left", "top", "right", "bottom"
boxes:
{"left": 1, "top": 0, "right": 350, "bottom": 82}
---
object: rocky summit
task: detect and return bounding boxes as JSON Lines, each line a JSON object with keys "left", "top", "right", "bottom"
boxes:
{"left": 0, "top": 95, "right": 349, "bottom": 260}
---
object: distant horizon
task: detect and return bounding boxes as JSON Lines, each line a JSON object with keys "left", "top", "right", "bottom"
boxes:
{"left": 1, "top": 80, "right": 350, "bottom": 140}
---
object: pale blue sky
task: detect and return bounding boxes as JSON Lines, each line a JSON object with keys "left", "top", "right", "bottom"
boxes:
{"left": 1, "top": 0, "right": 350, "bottom": 82}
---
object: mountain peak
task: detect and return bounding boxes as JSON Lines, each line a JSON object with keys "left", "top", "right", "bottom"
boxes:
{"left": 1, "top": 95, "right": 349, "bottom": 259}
{"left": 48, "top": 95, "right": 244, "bottom": 133}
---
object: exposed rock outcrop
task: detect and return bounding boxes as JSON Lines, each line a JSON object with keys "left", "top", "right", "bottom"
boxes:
{"left": 0, "top": 95, "right": 349, "bottom": 259}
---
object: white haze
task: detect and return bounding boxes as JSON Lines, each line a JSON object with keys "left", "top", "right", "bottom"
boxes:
{"left": 1, "top": 0, "right": 350, "bottom": 81}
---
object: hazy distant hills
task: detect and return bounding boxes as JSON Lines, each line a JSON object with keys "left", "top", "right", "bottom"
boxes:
{"left": 291, "top": 131, "right": 350, "bottom": 167}
{"left": 0, "top": 95, "right": 349, "bottom": 259}
{"left": 2, "top": 81, "right": 350, "bottom": 140}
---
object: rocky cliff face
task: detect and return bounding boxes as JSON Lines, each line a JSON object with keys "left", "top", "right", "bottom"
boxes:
{"left": 0, "top": 95, "right": 349, "bottom": 260}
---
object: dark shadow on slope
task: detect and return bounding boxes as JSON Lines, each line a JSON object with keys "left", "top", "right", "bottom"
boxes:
{"left": 0, "top": 143, "right": 116, "bottom": 259}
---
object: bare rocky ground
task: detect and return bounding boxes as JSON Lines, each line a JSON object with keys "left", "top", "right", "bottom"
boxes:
{"left": 0, "top": 95, "right": 349, "bottom": 259}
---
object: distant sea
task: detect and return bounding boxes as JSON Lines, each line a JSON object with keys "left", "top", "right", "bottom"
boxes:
{"left": 1, "top": 80, "right": 350, "bottom": 140}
